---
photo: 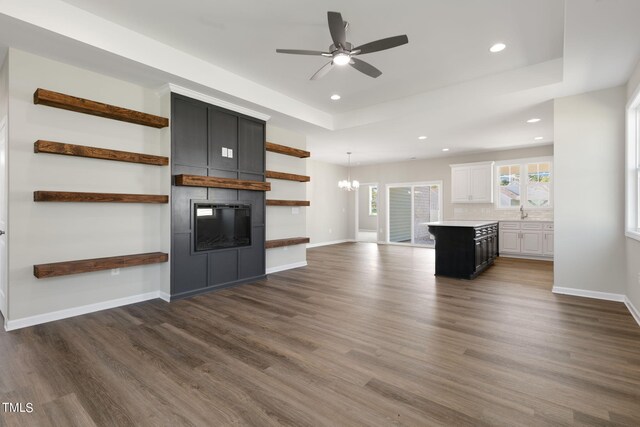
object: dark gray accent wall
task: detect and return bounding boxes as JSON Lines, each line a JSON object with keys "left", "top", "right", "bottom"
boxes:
{"left": 171, "top": 93, "right": 266, "bottom": 299}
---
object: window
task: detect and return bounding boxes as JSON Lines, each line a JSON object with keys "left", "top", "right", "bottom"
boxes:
{"left": 626, "top": 87, "right": 640, "bottom": 239}
{"left": 369, "top": 185, "right": 378, "bottom": 215}
{"left": 496, "top": 158, "right": 553, "bottom": 209}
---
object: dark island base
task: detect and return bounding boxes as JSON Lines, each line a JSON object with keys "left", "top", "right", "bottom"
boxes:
{"left": 428, "top": 223, "right": 498, "bottom": 280}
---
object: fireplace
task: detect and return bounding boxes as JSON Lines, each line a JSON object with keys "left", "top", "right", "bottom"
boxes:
{"left": 194, "top": 203, "right": 251, "bottom": 252}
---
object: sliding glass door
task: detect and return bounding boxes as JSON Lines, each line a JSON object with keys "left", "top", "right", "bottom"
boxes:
{"left": 387, "top": 182, "right": 442, "bottom": 246}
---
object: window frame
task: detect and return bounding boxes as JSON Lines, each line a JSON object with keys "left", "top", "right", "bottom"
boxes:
{"left": 625, "top": 84, "right": 640, "bottom": 241}
{"left": 494, "top": 156, "right": 554, "bottom": 210}
{"left": 369, "top": 185, "right": 378, "bottom": 216}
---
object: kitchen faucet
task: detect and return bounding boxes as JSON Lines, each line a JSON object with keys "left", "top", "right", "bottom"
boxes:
{"left": 520, "top": 205, "right": 529, "bottom": 220}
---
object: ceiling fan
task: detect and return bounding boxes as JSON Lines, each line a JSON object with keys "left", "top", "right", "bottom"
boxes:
{"left": 276, "top": 11, "right": 409, "bottom": 80}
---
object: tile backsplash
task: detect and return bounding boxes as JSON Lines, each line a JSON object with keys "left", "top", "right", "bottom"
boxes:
{"left": 451, "top": 206, "right": 553, "bottom": 221}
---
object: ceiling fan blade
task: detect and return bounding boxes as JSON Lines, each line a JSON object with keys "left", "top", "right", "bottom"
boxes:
{"left": 327, "top": 11, "right": 347, "bottom": 48}
{"left": 349, "top": 58, "right": 382, "bottom": 78}
{"left": 310, "top": 61, "right": 333, "bottom": 80}
{"left": 276, "top": 49, "right": 329, "bottom": 56}
{"left": 354, "top": 35, "right": 409, "bottom": 55}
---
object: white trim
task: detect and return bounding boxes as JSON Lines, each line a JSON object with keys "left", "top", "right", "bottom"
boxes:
{"left": 306, "top": 239, "right": 350, "bottom": 248}
{"left": 500, "top": 253, "right": 553, "bottom": 261}
{"left": 626, "top": 230, "right": 640, "bottom": 242}
{"left": 552, "top": 286, "right": 625, "bottom": 302}
{"left": 625, "top": 296, "right": 640, "bottom": 327}
{"left": 158, "top": 291, "right": 171, "bottom": 302}
{"left": 266, "top": 261, "right": 308, "bottom": 274}
{"left": 4, "top": 291, "right": 166, "bottom": 331}
{"left": 159, "top": 83, "right": 271, "bottom": 121}
{"left": 449, "top": 160, "right": 495, "bottom": 168}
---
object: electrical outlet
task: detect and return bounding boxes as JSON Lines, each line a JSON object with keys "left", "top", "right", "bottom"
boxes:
{"left": 329, "top": 228, "right": 332, "bottom": 234}
{"left": 111, "top": 268, "right": 120, "bottom": 276}
{"left": 227, "top": 148, "right": 233, "bottom": 158}
{"left": 291, "top": 207, "right": 300, "bottom": 215}
{"left": 222, "top": 147, "right": 228, "bottom": 157}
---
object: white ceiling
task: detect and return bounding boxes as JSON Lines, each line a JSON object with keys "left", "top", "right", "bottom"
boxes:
{"left": 2, "top": 0, "right": 640, "bottom": 165}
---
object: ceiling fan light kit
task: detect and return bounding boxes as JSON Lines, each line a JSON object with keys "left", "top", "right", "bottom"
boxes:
{"left": 276, "top": 11, "right": 408, "bottom": 80}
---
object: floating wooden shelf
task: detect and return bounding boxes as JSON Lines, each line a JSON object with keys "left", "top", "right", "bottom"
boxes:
{"left": 266, "top": 142, "right": 310, "bottom": 158}
{"left": 34, "top": 191, "right": 168, "bottom": 204}
{"left": 33, "top": 88, "right": 169, "bottom": 129}
{"left": 34, "top": 252, "right": 169, "bottom": 279}
{"left": 266, "top": 199, "right": 310, "bottom": 207}
{"left": 34, "top": 140, "right": 168, "bottom": 166}
{"left": 266, "top": 170, "right": 310, "bottom": 182}
{"left": 265, "top": 237, "right": 310, "bottom": 249}
{"left": 174, "top": 174, "right": 270, "bottom": 191}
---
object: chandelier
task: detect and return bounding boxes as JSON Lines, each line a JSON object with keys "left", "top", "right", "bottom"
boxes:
{"left": 338, "top": 152, "right": 360, "bottom": 191}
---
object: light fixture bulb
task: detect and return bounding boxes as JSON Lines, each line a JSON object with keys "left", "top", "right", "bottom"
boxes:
{"left": 330, "top": 94, "right": 341, "bottom": 100}
{"left": 418, "top": 136, "right": 427, "bottom": 140}
{"left": 333, "top": 53, "right": 351, "bottom": 66}
{"left": 489, "top": 43, "right": 506, "bottom": 53}
{"left": 442, "top": 148, "right": 450, "bottom": 152}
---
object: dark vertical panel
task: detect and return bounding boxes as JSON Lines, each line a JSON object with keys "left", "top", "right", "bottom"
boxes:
{"left": 209, "top": 109, "right": 238, "bottom": 170}
{"left": 172, "top": 234, "right": 208, "bottom": 295}
{"left": 238, "top": 118, "right": 265, "bottom": 174}
{"left": 209, "top": 250, "right": 238, "bottom": 286}
{"left": 172, "top": 97, "right": 208, "bottom": 166}
{"left": 238, "top": 226, "right": 265, "bottom": 279}
{"left": 172, "top": 165, "right": 208, "bottom": 233}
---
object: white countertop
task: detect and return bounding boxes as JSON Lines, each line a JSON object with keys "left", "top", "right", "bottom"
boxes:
{"left": 426, "top": 220, "right": 498, "bottom": 227}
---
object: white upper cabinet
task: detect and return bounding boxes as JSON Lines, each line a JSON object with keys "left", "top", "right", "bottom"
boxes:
{"left": 450, "top": 161, "right": 494, "bottom": 203}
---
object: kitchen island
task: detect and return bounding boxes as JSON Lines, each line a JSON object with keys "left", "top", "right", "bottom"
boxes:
{"left": 427, "top": 221, "right": 498, "bottom": 279}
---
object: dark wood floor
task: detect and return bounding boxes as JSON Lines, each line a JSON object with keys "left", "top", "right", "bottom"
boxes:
{"left": 1, "top": 243, "right": 639, "bottom": 426}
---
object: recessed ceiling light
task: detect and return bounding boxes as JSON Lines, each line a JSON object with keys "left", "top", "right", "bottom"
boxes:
{"left": 489, "top": 43, "right": 506, "bottom": 53}
{"left": 418, "top": 136, "right": 427, "bottom": 140}
{"left": 534, "top": 136, "right": 544, "bottom": 141}
{"left": 442, "top": 148, "right": 450, "bottom": 152}
{"left": 330, "top": 94, "right": 341, "bottom": 101}
{"left": 527, "top": 118, "right": 541, "bottom": 123}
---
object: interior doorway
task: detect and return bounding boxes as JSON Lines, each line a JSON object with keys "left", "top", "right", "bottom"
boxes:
{"left": 355, "top": 183, "right": 379, "bottom": 243}
{"left": 386, "top": 181, "right": 442, "bottom": 247}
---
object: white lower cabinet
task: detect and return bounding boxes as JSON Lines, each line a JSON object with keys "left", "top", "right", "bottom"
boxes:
{"left": 499, "top": 221, "right": 553, "bottom": 258}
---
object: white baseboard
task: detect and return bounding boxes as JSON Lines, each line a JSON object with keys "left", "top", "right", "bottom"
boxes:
{"left": 500, "top": 253, "right": 554, "bottom": 261}
{"left": 306, "top": 239, "right": 350, "bottom": 249}
{"left": 4, "top": 291, "right": 165, "bottom": 331}
{"left": 625, "top": 296, "right": 640, "bottom": 327}
{"left": 552, "top": 286, "right": 626, "bottom": 302}
{"left": 158, "top": 291, "right": 171, "bottom": 302}
{"left": 266, "top": 261, "right": 308, "bottom": 274}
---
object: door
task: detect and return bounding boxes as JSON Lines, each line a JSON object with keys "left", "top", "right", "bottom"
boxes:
{"left": 500, "top": 230, "right": 521, "bottom": 253}
{"left": 0, "top": 117, "right": 7, "bottom": 319}
{"left": 413, "top": 185, "right": 440, "bottom": 246}
{"left": 388, "top": 187, "right": 412, "bottom": 243}
{"left": 521, "top": 231, "right": 543, "bottom": 255}
{"left": 355, "top": 183, "right": 379, "bottom": 243}
{"left": 470, "top": 165, "right": 492, "bottom": 202}
{"left": 543, "top": 232, "right": 554, "bottom": 255}
{"left": 451, "top": 167, "right": 470, "bottom": 202}
{"left": 388, "top": 182, "right": 442, "bottom": 246}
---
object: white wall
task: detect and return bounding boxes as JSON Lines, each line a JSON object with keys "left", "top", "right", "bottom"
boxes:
{"left": 6, "top": 49, "right": 170, "bottom": 328}
{"left": 265, "top": 125, "right": 307, "bottom": 272}
{"left": 626, "top": 59, "right": 640, "bottom": 315}
{"left": 349, "top": 145, "right": 554, "bottom": 242}
{"left": 357, "top": 184, "right": 377, "bottom": 231}
{"left": 554, "top": 86, "right": 627, "bottom": 295}
{"left": 307, "top": 160, "right": 349, "bottom": 246}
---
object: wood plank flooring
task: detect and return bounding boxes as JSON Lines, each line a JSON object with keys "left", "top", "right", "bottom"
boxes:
{"left": 1, "top": 243, "right": 639, "bottom": 426}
